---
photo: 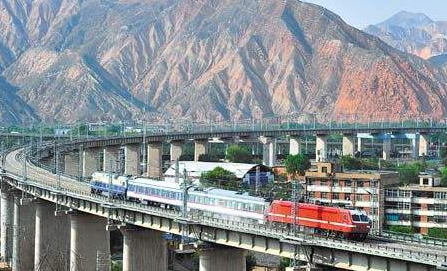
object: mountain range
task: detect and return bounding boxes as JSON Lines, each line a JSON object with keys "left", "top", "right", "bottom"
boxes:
{"left": 365, "top": 11, "right": 447, "bottom": 64}
{"left": 0, "top": 0, "right": 447, "bottom": 125}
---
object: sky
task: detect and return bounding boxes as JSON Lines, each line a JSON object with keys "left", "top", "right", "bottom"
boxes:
{"left": 302, "top": 0, "right": 447, "bottom": 29}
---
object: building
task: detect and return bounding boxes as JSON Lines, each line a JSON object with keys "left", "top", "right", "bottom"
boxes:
{"left": 303, "top": 162, "right": 400, "bottom": 232}
{"left": 164, "top": 161, "right": 274, "bottom": 185}
{"left": 385, "top": 172, "right": 447, "bottom": 235}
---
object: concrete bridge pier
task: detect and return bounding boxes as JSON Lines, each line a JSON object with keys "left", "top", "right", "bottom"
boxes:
{"left": 170, "top": 140, "right": 184, "bottom": 162}
{"left": 382, "top": 138, "right": 392, "bottom": 160}
{"left": 120, "top": 226, "right": 167, "bottom": 271}
{"left": 342, "top": 135, "right": 355, "bottom": 157}
{"left": 103, "top": 146, "right": 120, "bottom": 173}
{"left": 419, "top": 134, "right": 429, "bottom": 157}
{"left": 411, "top": 135, "right": 420, "bottom": 159}
{"left": 194, "top": 139, "right": 209, "bottom": 162}
{"left": 124, "top": 144, "right": 140, "bottom": 176}
{"left": 64, "top": 152, "right": 79, "bottom": 176}
{"left": 82, "top": 147, "right": 99, "bottom": 177}
{"left": 315, "top": 135, "right": 327, "bottom": 162}
{"left": 260, "top": 136, "right": 276, "bottom": 167}
{"left": 12, "top": 194, "right": 35, "bottom": 271}
{"left": 70, "top": 213, "right": 110, "bottom": 271}
{"left": 199, "top": 247, "right": 246, "bottom": 271}
{"left": 289, "top": 136, "right": 301, "bottom": 155}
{"left": 34, "top": 201, "right": 70, "bottom": 271}
{"left": 147, "top": 142, "right": 163, "bottom": 178}
{"left": 0, "top": 187, "right": 14, "bottom": 263}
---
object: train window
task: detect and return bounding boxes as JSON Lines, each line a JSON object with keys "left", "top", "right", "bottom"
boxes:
{"left": 360, "top": 214, "right": 369, "bottom": 222}
{"left": 237, "top": 203, "right": 243, "bottom": 210}
{"left": 218, "top": 199, "right": 224, "bottom": 206}
{"left": 254, "top": 205, "right": 263, "bottom": 213}
{"left": 351, "top": 214, "right": 360, "bottom": 221}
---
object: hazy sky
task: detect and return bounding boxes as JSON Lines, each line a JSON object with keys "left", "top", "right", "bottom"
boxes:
{"left": 302, "top": 0, "right": 447, "bottom": 29}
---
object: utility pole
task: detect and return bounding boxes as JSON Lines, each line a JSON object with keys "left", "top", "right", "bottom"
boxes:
{"left": 142, "top": 122, "right": 147, "bottom": 175}
{"left": 370, "top": 179, "right": 376, "bottom": 235}
{"left": 290, "top": 179, "right": 300, "bottom": 269}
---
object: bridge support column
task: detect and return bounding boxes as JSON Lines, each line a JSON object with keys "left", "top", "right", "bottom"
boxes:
{"left": 259, "top": 137, "right": 276, "bottom": 167}
{"left": 170, "top": 141, "right": 183, "bottom": 162}
{"left": 121, "top": 227, "right": 167, "bottom": 271}
{"left": 194, "top": 139, "right": 208, "bottom": 161}
{"left": 357, "top": 137, "right": 362, "bottom": 155}
{"left": 103, "top": 146, "right": 120, "bottom": 173}
{"left": 343, "top": 135, "right": 355, "bottom": 157}
{"left": 419, "top": 134, "right": 429, "bottom": 157}
{"left": 64, "top": 152, "right": 79, "bottom": 176}
{"left": 383, "top": 138, "right": 392, "bottom": 160}
{"left": 411, "top": 135, "right": 420, "bottom": 159}
{"left": 124, "top": 144, "right": 140, "bottom": 176}
{"left": 12, "top": 195, "right": 35, "bottom": 271}
{"left": 70, "top": 213, "right": 110, "bottom": 271}
{"left": 289, "top": 136, "right": 301, "bottom": 155}
{"left": 0, "top": 188, "right": 14, "bottom": 263}
{"left": 82, "top": 148, "right": 99, "bottom": 178}
{"left": 199, "top": 247, "right": 246, "bottom": 271}
{"left": 34, "top": 201, "right": 70, "bottom": 271}
{"left": 147, "top": 142, "right": 163, "bottom": 178}
{"left": 316, "top": 135, "right": 327, "bottom": 162}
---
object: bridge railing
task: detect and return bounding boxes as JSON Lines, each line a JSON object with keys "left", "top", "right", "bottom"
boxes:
{"left": 381, "top": 230, "right": 447, "bottom": 247}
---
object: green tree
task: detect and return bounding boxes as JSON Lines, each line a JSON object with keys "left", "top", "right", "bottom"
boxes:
{"left": 389, "top": 225, "right": 414, "bottom": 234}
{"left": 198, "top": 153, "right": 220, "bottom": 162}
{"left": 398, "top": 162, "right": 425, "bottom": 185}
{"left": 340, "top": 155, "right": 362, "bottom": 170}
{"left": 111, "top": 261, "right": 122, "bottom": 271}
{"left": 225, "top": 145, "right": 253, "bottom": 163}
{"left": 199, "top": 167, "right": 240, "bottom": 189}
{"left": 440, "top": 167, "right": 447, "bottom": 187}
{"left": 428, "top": 228, "right": 447, "bottom": 239}
{"left": 285, "top": 154, "right": 311, "bottom": 176}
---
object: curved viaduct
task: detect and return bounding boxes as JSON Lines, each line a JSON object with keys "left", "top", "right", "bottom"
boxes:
{"left": 0, "top": 125, "right": 447, "bottom": 271}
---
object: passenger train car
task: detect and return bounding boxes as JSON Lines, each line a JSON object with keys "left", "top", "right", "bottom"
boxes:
{"left": 90, "top": 172, "right": 267, "bottom": 223}
{"left": 90, "top": 172, "right": 370, "bottom": 239}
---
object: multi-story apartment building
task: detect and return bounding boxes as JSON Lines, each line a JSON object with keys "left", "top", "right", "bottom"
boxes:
{"left": 303, "top": 162, "right": 400, "bottom": 232}
{"left": 385, "top": 173, "right": 447, "bottom": 235}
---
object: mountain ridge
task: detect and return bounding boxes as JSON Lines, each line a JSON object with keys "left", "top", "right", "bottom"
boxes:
{"left": 365, "top": 11, "right": 447, "bottom": 59}
{"left": 0, "top": 0, "right": 446, "bottom": 125}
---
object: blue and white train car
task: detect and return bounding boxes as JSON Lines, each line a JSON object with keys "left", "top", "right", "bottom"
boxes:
{"left": 90, "top": 172, "right": 129, "bottom": 198}
{"left": 127, "top": 177, "right": 268, "bottom": 223}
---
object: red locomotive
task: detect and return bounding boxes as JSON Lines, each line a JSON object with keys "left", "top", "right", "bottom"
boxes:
{"left": 267, "top": 200, "right": 370, "bottom": 240}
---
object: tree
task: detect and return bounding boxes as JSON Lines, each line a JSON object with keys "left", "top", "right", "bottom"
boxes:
{"left": 398, "top": 162, "right": 425, "bottom": 185}
{"left": 340, "top": 155, "right": 362, "bottom": 170}
{"left": 225, "top": 145, "right": 253, "bottom": 163}
{"left": 198, "top": 153, "right": 220, "bottom": 162}
{"left": 285, "top": 154, "right": 311, "bottom": 176}
{"left": 199, "top": 167, "right": 240, "bottom": 189}
{"left": 440, "top": 167, "right": 447, "bottom": 187}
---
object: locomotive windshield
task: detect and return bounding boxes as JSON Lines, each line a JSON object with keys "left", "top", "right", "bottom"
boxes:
{"left": 351, "top": 214, "right": 360, "bottom": 221}
{"left": 360, "top": 214, "right": 369, "bottom": 222}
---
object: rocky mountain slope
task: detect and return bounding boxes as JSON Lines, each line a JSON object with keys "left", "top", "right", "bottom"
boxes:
{"left": 365, "top": 11, "right": 447, "bottom": 59}
{"left": 0, "top": 0, "right": 447, "bottom": 125}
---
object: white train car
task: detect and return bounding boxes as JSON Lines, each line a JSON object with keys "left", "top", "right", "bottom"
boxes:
{"left": 127, "top": 177, "right": 267, "bottom": 223}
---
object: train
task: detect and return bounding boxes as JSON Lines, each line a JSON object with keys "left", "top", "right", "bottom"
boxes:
{"left": 90, "top": 172, "right": 370, "bottom": 240}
